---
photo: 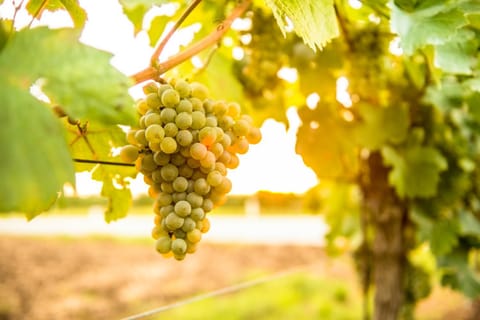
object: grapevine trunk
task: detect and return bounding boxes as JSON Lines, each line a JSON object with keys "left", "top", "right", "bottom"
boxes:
{"left": 362, "top": 152, "right": 407, "bottom": 320}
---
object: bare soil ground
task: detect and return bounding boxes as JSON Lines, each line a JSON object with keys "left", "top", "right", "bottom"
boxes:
{"left": 0, "top": 235, "right": 473, "bottom": 320}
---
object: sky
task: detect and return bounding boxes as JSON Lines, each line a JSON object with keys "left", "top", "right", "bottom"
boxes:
{"left": 1, "top": 0, "right": 319, "bottom": 196}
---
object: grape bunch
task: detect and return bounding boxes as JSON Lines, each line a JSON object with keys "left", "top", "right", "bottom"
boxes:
{"left": 119, "top": 78, "right": 261, "bottom": 260}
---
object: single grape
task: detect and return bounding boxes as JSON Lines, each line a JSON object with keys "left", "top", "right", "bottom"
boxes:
{"left": 190, "top": 207, "right": 205, "bottom": 221}
{"left": 191, "top": 111, "right": 206, "bottom": 130}
{"left": 119, "top": 145, "right": 139, "bottom": 163}
{"left": 186, "top": 192, "right": 203, "bottom": 208}
{"left": 153, "top": 151, "right": 171, "bottom": 166}
{"left": 176, "top": 112, "right": 193, "bottom": 130}
{"left": 144, "top": 112, "right": 162, "bottom": 127}
{"left": 145, "top": 124, "right": 165, "bottom": 143}
{"left": 146, "top": 93, "right": 162, "bottom": 109}
{"left": 160, "top": 108, "right": 177, "bottom": 123}
{"left": 164, "top": 123, "right": 179, "bottom": 137}
{"left": 134, "top": 129, "right": 148, "bottom": 146}
{"left": 173, "top": 176, "right": 189, "bottom": 192}
{"left": 207, "top": 170, "right": 223, "bottom": 187}
{"left": 176, "top": 99, "right": 193, "bottom": 113}
{"left": 233, "top": 119, "right": 250, "bottom": 136}
{"left": 156, "top": 192, "right": 173, "bottom": 207}
{"left": 175, "top": 79, "right": 191, "bottom": 98}
{"left": 165, "top": 212, "right": 184, "bottom": 230}
{"left": 157, "top": 84, "right": 173, "bottom": 98}
{"left": 246, "top": 126, "right": 262, "bottom": 144}
{"left": 161, "top": 88, "right": 181, "bottom": 108}
{"left": 141, "top": 153, "right": 157, "bottom": 172}
{"left": 171, "top": 238, "right": 187, "bottom": 255}
{"left": 160, "top": 136, "right": 178, "bottom": 154}
{"left": 161, "top": 163, "right": 179, "bottom": 181}
{"left": 190, "top": 142, "right": 208, "bottom": 160}
{"left": 155, "top": 236, "right": 172, "bottom": 254}
{"left": 199, "top": 127, "right": 217, "bottom": 146}
{"left": 172, "top": 192, "right": 187, "bottom": 202}
{"left": 176, "top": 130, "right": 194, "bottom": 147}
{"left": 136, "top": 99, "right": 149, "bottom": 115}
{"left": 187, "top": 229, "right": 202, "bottom": 243}
{"left": 190, "top": 82, "right": 208, "bottom": 100}
{"left": 175, "top": 200, "right": 192, "bottom": 217}
{"left": 194, "top": 178, "right": 211, "bottom": 195}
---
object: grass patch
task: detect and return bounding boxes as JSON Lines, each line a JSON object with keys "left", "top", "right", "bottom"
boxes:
{"left": 150, "top": 272, "right": 361, "bottom": 320}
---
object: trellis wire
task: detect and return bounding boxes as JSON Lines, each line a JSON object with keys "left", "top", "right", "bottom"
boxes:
{"left": 120, "top": 265, "right": 311, "bottom": 320}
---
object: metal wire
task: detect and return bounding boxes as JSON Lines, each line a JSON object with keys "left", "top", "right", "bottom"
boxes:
{"left": 120, "top": 267, "right": 306, "bottom": 320}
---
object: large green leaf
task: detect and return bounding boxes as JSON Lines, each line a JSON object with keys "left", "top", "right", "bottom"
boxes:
{"left": 438, "top": 248, "right": 480, "bottom": 298}
{"left": 381, "top": 145, "right": 448, "bottom": 198}
{"left": 264, "top": 0, "right": 339, "bottom": 50}
{"left": 391, "top": 1, "right": 468, "bottom": 55}
{"left": 434, "top": 30, "right": 478, "bottom": 75}
{"left": 0, "top": 27, "right": 136, "bottom": 126}
{"left": 0, "top": 81, "right": 75, "bottom": 217}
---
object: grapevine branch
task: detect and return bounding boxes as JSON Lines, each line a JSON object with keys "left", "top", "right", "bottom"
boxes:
{"left": 132, "top": 0, "right": 252, "bottom": 84}
{"left": 150, "top": 0, "right": 203, "bottom": 65}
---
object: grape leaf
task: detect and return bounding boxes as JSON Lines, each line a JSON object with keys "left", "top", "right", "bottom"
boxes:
{"left": 99, "top": 174, "right": 133, "bottom": 223}
{"left": 411, "top": 209, "right": 459, "bottom": 255}
{"left": 438, "top": 248, "right": 480, "bottom": 298}
{"left": 147, "top": 15, "right": 170, "bottom": 47}
{"left": 0, "top": 81, "right": 75, "bottom": 217}
{"left": 391, "top": 2, "right": 468, "bottom": 55}
{"left": 119, "top": 0, "right": 170, "bottom": 34}
{"left": 381, "top": 146, "right": 448, "bottom": 198}
{"left": 264, "top": 0, "right": 339, "bottom": 50}
{"left": 296, "top": 103, "right": 358, "bottom": 179}
{"left": 0, "top": 27, "right": 136, "bottom": 126}
{"left": 459, "top": 210, "right": 480, "bottom": 236}
{"left": 26, "top": 0, "right": 87, "bottom": 28}
{"left": 354, "top": 103, "right": 409, "bottom": 150}
{"left": 434, "top": 30, "right": 478, "bottom": 75}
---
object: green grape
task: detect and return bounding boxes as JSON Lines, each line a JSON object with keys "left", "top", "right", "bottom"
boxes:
{"left": 171, "top": 238, "right": 187, "bottom": 254}
{"left": 161, "top": 163, "right": 179, "bottom": 181}
{"left": 160, "top": 108, "right": 177, "bottom": 123}
{"left": 175, "top": 200, "right": 192, "bottom": 217}
{"left": 161, "top": 182, "right": 174, "bottom": 194}
{"left": 151, "top": 169, "right": 164, "bottom": 183}
{"left": 173, "top": 176, "right": 189, "bottom": 192}
{"left": 213, "top": 101, "right": 228, "bottom": 116}
{"left": 203, "top": 99, "right": 214, "bottom": 113}
{"left": 191, "top": 169, "right": 206, "bottom": 180}
{"left": 160, "top": 136, "right": 177, "bottom": 154}
{"left": 210, "top": 143, "right": 224, "bottom": 159}
{"left": 119, "top": 145, "right": 139, "bottom": 163}
{"left": 205, "top": 115, "right": 218, "bottom": 127}
{"left": 187, "top": 192, "right": 203, "bottom": 208}
{"left": 190, "top": 82, "right": 208, "bottom": 100}
{"left": 219, "top": 115, "right": 234, "bottom": 130}
{"left": 126, "top": 129, "right": 137, "bottom": 145}
{"left": 164, "top": 122, "right": 179, "bottom": 137}
{"left": 191, "top": 111, "right": 206, "bottom": 129}
{"left": 214, "top": 162, "right": 227, "bottom": 176}
{"left": 178, "top": 164, "right": 194, "bottom": 178}
{"left": 190, "top": 207, "right": 205, "bottom": 221}
{"left": 176, "top": 99, "right": 193, "bottom": 113}
{"left": 172, "top": 192, "right": 187, "bottom": 202}
{"left": 171, "top": 153, "right": 186, "bottom": 166}
{"left": 190, "top": 97, "right": 204, "bottom": 111}
{"left": 175, "top": 79, "right": 191, "bottom": 98}
{"left": 141, "top": 153, "right": 157, "bottom": 172}
{"left": 176, "top": 112, "right": 193, "bottom": 130}
{"left": 157, "top": 84, "right": 173, "bottom": 98}
{"left": 146, "top": 93, "right": 162, "bottom": 109}
{"left": 182, "top": 217, "right": 196, "bottom": 232}
{"left": 233, "top": 119, "right": 250, "bottom": 136}
{"left": 176, "top": 130, "right": 194, "bottom": 147}
{"left": 219, "top": 133, "right": 232, "bottom": 149}
{"left": 155, "top": 236, "right": 172, "bottom": 254}
{"left": 148, "top": 142, "right": 161, "bottom": 152}
{"left": 187, "top": 158, "right": 201, "bottom": 169}
{"left": 199, "top": 127, "right": 217, "bottom": 146}
{"left": 145, "top": 124, "right": 165, "bottom": 143}
{"left": 165, "top": 212, "right": 184, "bottom": 230}
{"left": 136, "top": 99, "right": 149, "bottom": 115}
{"left": 202, "top": 198, "right": 214, "bottom": 212}
{"left": 134, "top": 129, "right": 148, "bottom": 146}
{"left": 161, "top": 88, "right": 181, "bottom": 107}
{"left": 159, "top": 205, "right": 174, "bottom": 218}
{"left": 200, "top": 151, "right": 216, "bottom": 170}
{"left": 190, "top": 142, "right": 208, "bottom": 160}
{"left": 153, "top": 151, "right": 170, "bottom": 166}
{"left": 187, "top": 228, "right": 202, "bottom": 243}
{"left": 227, "top": 102, "right": 241, "bottom": 118}
{"left": 156, "top": 192, "right": 173, "bottom": 207}
{"left": 174, "top": 229, "right": 186, "bottom": 239}
{"left": 207, "top": 170, "right": 223, "bottom": 187}
{"left": 138, "top": 115, "right": 147, "bottom": 129}
{"left": 194, "top": 178, "right": 211, "bottom": 195}
{"left": 216, "top": 177, "right": 232, "bottom": 194}
{"left": 144, "top": 112, "right": 162, "bottom": 127}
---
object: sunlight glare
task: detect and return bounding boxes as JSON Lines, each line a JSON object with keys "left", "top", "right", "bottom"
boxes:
{"left": 277, "top": 67, "right": 298, "bottom": 83}
{"left": 349, "top": 0, "right": 362, "bottom": 9}
{"left": 306, "top": 93, "right": 320, "bottom": 109}
{"left": 336, "top": 77, "right": 353, "bottom": 108}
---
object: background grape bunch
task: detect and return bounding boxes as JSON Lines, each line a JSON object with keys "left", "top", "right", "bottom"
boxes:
{"left": 119, "top": 78, "right": 262, "bottom": 260}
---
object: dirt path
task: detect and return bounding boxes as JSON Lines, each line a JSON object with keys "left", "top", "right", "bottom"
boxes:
{"left": 0, "top": 235, "right": 332, "bottom": 320}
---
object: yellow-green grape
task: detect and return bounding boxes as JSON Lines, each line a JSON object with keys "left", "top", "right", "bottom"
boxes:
{"left": 176, "top": 130, "right": 193, "bottom": 147}
{"left": 187, "top": 192, "right": 203, "bottom": 208}
{"left": 191, "top": 111, "right": 206, "bottom": 129}
{"left": 199, "top": 127, "right": 217, "bottom": 146}
{"left": 160, "top": 108, "right": 177, "bottom": 123}
{"left": 174, "top": 200, "right": 192, "bottom": 217}
{"left": 207, "top": 170, "right": 223, "bottom": 187}
{"left": 187, "top": 229, "right": 202, "bottom": 243}
{"left": 176, "top": 112, "right": 193, "bottom": 130}
{"left": 161, "top": 88, "right": 181, "bottom": 108}
{"left": 175, "top": 79, "right": 191, "bottom": 98}
{"left": 153, "top": 151, "right": 170, "bottom": 166}
{"left": 233, "top": 119, "right": 250, "bottom": 136}
{"left": 176, "top": 99, "right": 193, "bottom": 113}
{"left": 136, "top": 100, "right": 149, "bottom": 115}
{"left": 190, "top": 142, "right": 208, "bottom": 160}
{"left": 160, "top": 163, "right": 179, "bottom": 181}
{"left": 155, "top": 236, "right": 172, "bottom": 254}
{"left": 119, "top": 145, "right": 139, "bottom": 163}
{"left": 145, "top": 124, "right": 165, "bottom": 143}
{"left": 160, "top": 137, "right": 177, "bottom": 154}
{"left": 173, "top": 176, "right": 189, "bottom": 192}
{"left": 146, "top": 93, "right": 162, "bottom": 109}
{"left": 190, "top": 82, "right": 209, "bottom": 100}
{"left": 164, "top": 122, "right": 179, "bottom": 137}
{"left": 190, "top": 207, "right": 205, "bottom": 221}
{"left": 247, "top": 126, "right": 262, "bottom": 144}
{"left": 165, "top": 212, "right": 184, "bottom": 230}
{"left": 144, "top": 112, "right": 162, "bottom": 127}
{"left": 171, "top": 238, "right": 187, "bottom": 256}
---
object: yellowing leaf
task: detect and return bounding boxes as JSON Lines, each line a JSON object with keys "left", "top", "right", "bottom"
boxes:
{"left": 264, "top": 0, "right": 339, "bottom": 50}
